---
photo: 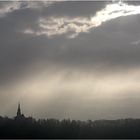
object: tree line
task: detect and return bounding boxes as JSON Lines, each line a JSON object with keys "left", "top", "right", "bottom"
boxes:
{"left": 0, "top": 116, "right": 140, "bottom": 138}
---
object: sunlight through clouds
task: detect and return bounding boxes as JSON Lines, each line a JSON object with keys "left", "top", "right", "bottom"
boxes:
{"left": 23, "top": 1, "right": 140, "bottom": 38}
{"left": 1, "top": 0, "right": 140, "bottom": 120}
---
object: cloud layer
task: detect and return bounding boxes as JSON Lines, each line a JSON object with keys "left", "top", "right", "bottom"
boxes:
{"left": 22, "top": 2, "right": 140, "bottom": 38}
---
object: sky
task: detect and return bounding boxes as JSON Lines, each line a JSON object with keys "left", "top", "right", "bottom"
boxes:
{"left": 1, "top": 0, "right": 140, "bottom": 120}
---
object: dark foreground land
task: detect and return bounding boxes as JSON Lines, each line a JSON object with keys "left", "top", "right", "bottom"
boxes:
{"left": 0, "top": 116, "right": 140, "bottom": 138}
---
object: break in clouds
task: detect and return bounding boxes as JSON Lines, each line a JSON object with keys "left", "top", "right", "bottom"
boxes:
{"left": 1, "top": 1, "right": 140, "bottom": 120}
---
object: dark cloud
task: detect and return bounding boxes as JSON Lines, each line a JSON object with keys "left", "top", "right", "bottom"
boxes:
{"left": 1, "top": 2, "right": 140, "bottom": 83}
{"left": 41, "top": 1, "right": 106, "bottom": 17}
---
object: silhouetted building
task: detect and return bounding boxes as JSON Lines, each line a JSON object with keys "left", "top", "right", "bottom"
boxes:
{"left": 15, "top": 103, "right": 25, "bottom": 120}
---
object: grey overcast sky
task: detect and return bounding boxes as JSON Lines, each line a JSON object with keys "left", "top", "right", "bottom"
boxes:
{"left": 1, "top": 0, "right": 140, "bottom": 120}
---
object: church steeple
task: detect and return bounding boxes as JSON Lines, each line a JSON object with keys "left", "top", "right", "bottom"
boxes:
{"left": 17, "top": 102, "right": 21, "bottom": 117}
{"left": 15, "top": 102, "right": 25, "bottom": 120}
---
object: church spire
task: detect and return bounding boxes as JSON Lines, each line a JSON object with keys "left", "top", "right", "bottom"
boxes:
{"left": 17, "top": 102, "right": 21, "bottom": 117}
{"left": 15, "top": 102, "right": 25, "bottom": 120}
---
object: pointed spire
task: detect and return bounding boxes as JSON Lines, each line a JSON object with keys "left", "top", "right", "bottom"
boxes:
{"left": 18, "top": 102, "right": 20, "bottom": 109}
{"left": 17, "top": 102, "right": 21, "bottom": 117}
